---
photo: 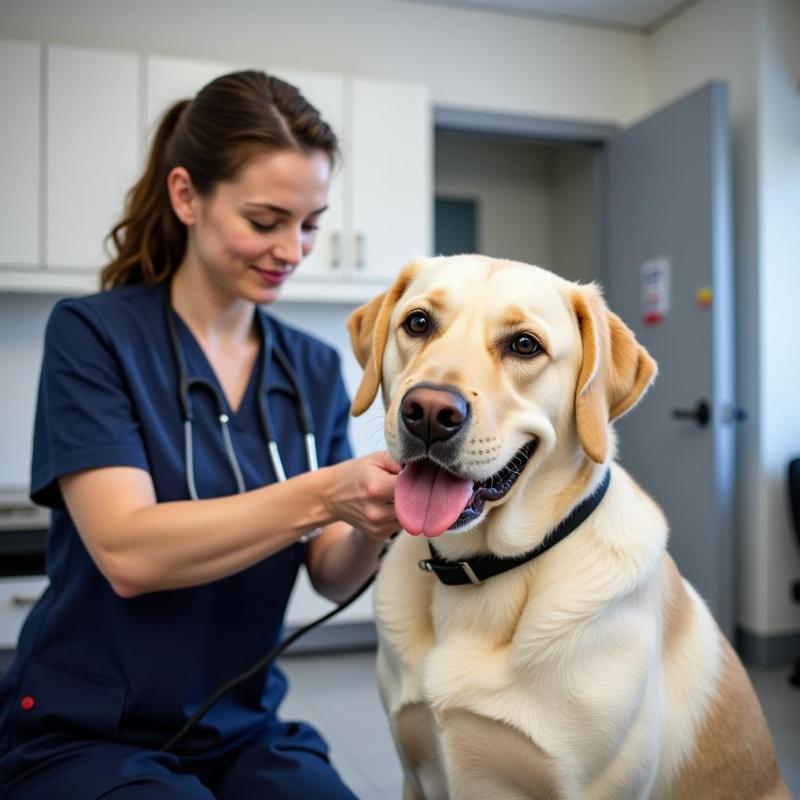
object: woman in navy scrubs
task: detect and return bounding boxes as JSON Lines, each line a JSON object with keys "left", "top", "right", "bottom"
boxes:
{"left": 0, "top": 70, "right": 400, "bottom": 799}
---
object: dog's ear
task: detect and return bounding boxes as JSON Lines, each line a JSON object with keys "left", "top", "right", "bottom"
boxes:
{"left": 347, "top": 262, "right": 420, "bottom": 416}
{"left": 571, "top": 285, "right": 657, "bottom": 463}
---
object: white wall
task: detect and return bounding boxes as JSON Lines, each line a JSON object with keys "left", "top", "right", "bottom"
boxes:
{"left": 0, "top": 0, "right": 646, "bottom": 123}
{"left": 647, "top": 0, "right": 800, "bottom": 638}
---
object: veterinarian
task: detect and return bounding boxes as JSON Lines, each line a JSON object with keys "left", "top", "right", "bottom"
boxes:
{"left": 0, "top": 70, "right": 400, "bottom": 799}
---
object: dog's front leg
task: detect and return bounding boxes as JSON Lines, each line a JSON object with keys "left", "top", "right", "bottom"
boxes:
{"left": 374, "top": 535, "right": 448, "bottom": 799}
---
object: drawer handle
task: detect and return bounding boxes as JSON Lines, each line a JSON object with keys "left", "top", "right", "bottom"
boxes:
{"left": 10, "top": 594, "right": 41, "bottom": 608}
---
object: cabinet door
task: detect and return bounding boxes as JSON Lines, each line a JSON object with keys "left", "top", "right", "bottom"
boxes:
{"left": 46, "top": 46, "right": 140, "bottom": 274}
{"left": 350, "top": 78, "right": 432, "bottom": 281}
{"left": 0, "top": 41, "right": 40, "bottom": 268}
{"left": 146, "top": 55, "right": 245, "bottom": 136}
{"left": 272, "top": 68, "right": 345, "bottom": 281}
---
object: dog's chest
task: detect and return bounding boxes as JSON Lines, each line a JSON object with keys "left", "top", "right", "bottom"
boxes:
{"left": 430, "top": 571, "right": 529, "bottom": 645}
{"left": 375, "top": 538, "right": 571, "bottom": 797}
{"left": 374, "top": 536, "right": 534, "bottom": 704}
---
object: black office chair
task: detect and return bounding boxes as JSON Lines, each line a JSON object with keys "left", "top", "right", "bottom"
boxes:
{"left": 789, "top": 458, "right": 800, "bottom": 687}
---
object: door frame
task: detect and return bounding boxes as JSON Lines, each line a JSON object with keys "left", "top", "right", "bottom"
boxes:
{"left": 434, "top": 106, "right": 619, "bottom": 143}
{"left": 434, "top": 106, "right": 619, "bottom": 287}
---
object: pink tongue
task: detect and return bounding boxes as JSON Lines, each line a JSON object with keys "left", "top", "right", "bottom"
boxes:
{"left": 395, "top": 461, "right": 474, "bottom": 538}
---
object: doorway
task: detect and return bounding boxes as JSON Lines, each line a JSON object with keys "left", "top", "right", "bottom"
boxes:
{"left": 434, "top": 129, "right": 600, "bottom": 285}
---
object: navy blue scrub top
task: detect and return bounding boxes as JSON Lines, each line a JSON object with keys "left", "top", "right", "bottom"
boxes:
{"left": 0, "top": 282, "right": 354, "bottom": 757}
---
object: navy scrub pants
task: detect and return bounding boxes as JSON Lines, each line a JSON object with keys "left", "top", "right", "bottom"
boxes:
{"left": 0, "top": 720, "right": 359, "bottom": 800}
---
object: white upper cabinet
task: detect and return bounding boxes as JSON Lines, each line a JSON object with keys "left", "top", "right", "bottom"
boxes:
{"left": 350, "top": 78, "right": 432, "bottom": 280}
{"left": 0, "top": 43, "right": 431, "bottom": 298}
{"left": 269, "top": 67, "right": 346, "bottom": 281}
{"left": 46, "top": 46, "right": 140, "bottom": 273}
{"left": 146, "top": 55, "right": 246, "bottom": 133}
{"left": 0, "top": 41, "right": 40, "bottom": 268}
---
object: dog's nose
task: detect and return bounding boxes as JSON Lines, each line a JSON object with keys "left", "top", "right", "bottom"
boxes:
{"left": 400, "top": 385, "right": 469, "bottom": 445}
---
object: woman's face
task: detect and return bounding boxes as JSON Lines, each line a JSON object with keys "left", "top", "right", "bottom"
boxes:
{"left": 178, "top": 148, "right": 332, "bottom": 304}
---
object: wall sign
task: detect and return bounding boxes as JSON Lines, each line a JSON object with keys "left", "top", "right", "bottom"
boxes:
{"left": 641, "top": 257, "right": 670, "bottom": 325}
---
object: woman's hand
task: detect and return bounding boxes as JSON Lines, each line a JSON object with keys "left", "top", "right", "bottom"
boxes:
{"left": 307, "top": 451, "right": 402, "bottom": 603}
{"left": 323, "top": 451, "right": 401, "bottom": 542}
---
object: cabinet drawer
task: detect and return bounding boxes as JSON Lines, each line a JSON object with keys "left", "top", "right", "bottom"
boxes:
{"left": 0, "top": 576, "right": 48, "bottom": 649}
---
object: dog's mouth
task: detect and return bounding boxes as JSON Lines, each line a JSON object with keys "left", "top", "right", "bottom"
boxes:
{"left": 395, "top": 440, "right": 537, "bottom": 538}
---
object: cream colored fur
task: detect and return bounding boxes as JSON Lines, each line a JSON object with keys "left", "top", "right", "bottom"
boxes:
{"left": 348, "top": 256, "right": 789, "bottom": 800}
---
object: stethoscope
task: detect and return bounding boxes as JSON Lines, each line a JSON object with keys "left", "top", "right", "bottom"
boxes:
{"left": 165, "top": 298, "right": 319, "bottom": 507}
{"left": 160, "top": 295, "right": 382, "bottom": 754}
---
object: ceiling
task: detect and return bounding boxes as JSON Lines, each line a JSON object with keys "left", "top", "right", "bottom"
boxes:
{"left": 398, "top": 0, "right": 700, "bottom": 33}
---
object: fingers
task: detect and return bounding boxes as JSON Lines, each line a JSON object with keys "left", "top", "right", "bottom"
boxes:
{"left": 371, "top": 450, "right": 403, "bottom": 475}
{"left": 358, "top": 515, "right": 401, "bottom": 543}
{"left": 359, "top": 453, "right": 400, "bottom": 502}
{"left": 327, "top": 453, "right": 402, "bottom": 537}
{"left": 355, "top": 498, "right": 398, "bottom": 541}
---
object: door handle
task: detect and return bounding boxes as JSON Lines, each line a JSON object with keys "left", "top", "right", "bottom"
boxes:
{"left": 671, "top": 400, "right": 710, "bottom": 427}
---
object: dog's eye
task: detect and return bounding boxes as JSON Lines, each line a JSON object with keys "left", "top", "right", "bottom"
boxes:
{"left": 404, "top": 311, "right": 430, "bottom": 336}
{"left": 510, "top": 333, "right": 542, "bottom": 357}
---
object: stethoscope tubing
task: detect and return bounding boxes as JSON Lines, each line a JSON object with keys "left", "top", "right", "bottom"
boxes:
{"left": 165, "top": 297, "right": 318, "bottom": 500}
{"left": 160, "top": 567, "right": 378, "bottom": 753}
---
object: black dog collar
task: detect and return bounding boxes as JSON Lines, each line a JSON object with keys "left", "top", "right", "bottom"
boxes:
{"left": 417, "top": 470, "right": 611, "bottom": 586}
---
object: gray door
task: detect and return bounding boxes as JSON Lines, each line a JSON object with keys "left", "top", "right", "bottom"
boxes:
{"left": 605, "top": 82, "right": 736, "bottom": 636}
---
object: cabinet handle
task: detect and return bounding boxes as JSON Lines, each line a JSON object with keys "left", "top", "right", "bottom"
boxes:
{"left": 355, "top": 233, "right": 366, "bottom": 270}
{"left": 11, "top": 594, "right": 41, "bottom": 608}
{"left": 330, "top": 231, "right": 341, "bottom": 270}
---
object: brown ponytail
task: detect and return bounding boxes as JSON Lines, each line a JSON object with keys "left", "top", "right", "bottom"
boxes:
{"left": 101, "top": 70, "right": 339, "bottom": 290}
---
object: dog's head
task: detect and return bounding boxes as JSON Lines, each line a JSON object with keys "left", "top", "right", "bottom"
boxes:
{"left": 348, "top": 256, "right": 656, "bottom": 541}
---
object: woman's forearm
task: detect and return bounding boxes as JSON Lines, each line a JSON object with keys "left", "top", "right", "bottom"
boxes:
{"left": 63, "top": 465, "right": 339, "bottom": 597}
{"left": 121, "top": 469, "right": 343, "bottom": 594}
{"left": 308, "top": 524, "right": 387, "bottom": 604}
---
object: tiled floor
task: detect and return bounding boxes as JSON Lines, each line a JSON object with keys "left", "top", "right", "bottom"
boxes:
{"left": 279, "top": 649, "right": 404, "bottom": 799}
{"left": 279, "top": 650, "right": 800, "bottom": 800}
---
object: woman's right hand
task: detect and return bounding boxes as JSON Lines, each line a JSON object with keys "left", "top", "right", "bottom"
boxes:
{"left": 324, "top": 451, "right": 402, "bottom": 542}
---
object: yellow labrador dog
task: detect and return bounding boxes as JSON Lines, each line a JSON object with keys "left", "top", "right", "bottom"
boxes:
{"left": 347, "top": 256, "right": 789, "bottom": 800}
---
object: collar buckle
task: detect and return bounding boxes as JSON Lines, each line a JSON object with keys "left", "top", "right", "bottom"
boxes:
{"left": 417, "top": 557, "right": 483, "bottom": 586}
{"left": 457, "top": 561, "right": 482, "bottom": 586}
